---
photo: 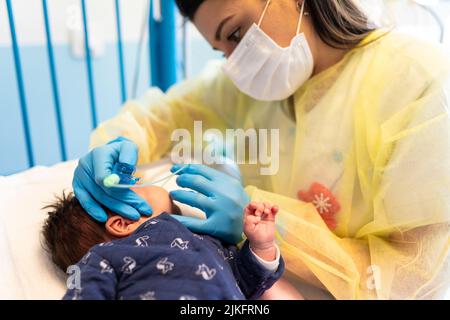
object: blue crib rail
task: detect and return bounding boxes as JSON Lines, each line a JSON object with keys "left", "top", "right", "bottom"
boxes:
{"left": 149, "top": 0, "right": 178, "bottom": 92}
{"left": 42, "top": 0, "right": 67, "bottom": 161}
{"left": 5, "top": 0, "right": 34, "bottom": 167}
{"left": 81, "top": 0, "right": 98, "bottom": 129}
{"left": 3, "top": 0, "right": 179, "bottom": 173}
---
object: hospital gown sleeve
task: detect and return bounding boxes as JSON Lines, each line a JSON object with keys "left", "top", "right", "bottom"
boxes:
{"left": 62, "top": 250, "right": 118, "bottom": 300}
{"left": 246, "top": 74, "right": 450, "bottom": 300}
{"left": 90, "top": 61, "right": 247, "bottom": 164}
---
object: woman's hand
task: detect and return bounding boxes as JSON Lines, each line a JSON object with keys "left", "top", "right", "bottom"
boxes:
{"left": 169, "top": 164, "right": 250, "bottom": 244}
{"left": 72, "top": 137, "right": 153, "bottom": 222}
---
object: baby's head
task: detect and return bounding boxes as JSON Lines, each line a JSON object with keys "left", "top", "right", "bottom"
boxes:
{"left": 42, "top": 186, "right": 179, "bottom": 272}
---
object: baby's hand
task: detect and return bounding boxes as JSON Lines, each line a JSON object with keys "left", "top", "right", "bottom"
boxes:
{"left": 244, "top": 202, "right": 279, "bottom": 254}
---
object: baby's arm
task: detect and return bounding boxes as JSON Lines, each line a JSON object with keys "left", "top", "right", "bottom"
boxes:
{"left": 63, "top": 249, "right": 117, "bottom": 300}
{"left": 225, "top": 202, "right": 284, "bottom": 300}
{"left": 244, "top": 202, "right": 279, "bottom": 262}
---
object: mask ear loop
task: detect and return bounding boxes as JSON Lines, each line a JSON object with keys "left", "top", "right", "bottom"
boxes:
{"left": 296, "top": 0, "right": 306, "bottom": 35}
{"left": 257, "top": 0, "right": 272, "bottom": 27}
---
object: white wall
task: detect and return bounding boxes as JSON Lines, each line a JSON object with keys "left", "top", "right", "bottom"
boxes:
{"left": 361, "top": 0, "right": 450, "bottom": 47}
{"left": 2, "top": 0, "right": 449, "bottom": 56}
{"left": 0, "top": 0, "right": 149, "bottom": 46}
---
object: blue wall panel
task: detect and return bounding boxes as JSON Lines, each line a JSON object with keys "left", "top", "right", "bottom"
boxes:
{"left": 92, "top": 44, "right": 121, "bottom": 125}
{"left": 0, "top": 48, "right": 29, "bottom": 175}
{"left": 21, "top": 46, "right": 60, "bottom": 166}
{"left": 53, "top": 45, "right": 92, "bottom": 161}
{"left": 125, "top": 42, "right": 151, "bottom": 100}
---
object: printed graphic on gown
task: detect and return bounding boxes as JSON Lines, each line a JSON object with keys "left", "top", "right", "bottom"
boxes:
{"left": 297, "top": 182, "right": 341, "bottom": 230}
{"left": 156, "top": 257, "right": 174, "bottom": 275}
{"left": 81, "top": 251, "right": 91, "bottom": 264}
{"left": 99, "top": 259, "right": 114, "bottom": 274}
{"left": 121, "top": 257, "right": 137, "bottom": 274}
{"left": 195, "top": 264, "right": 217, "bottom": 280}
{"left": 139, "top": 291, "right": 156, "bottom": 300}
{"left": 135, "top": 235, "right": 150, "bottom": 247}
{"left": 171, "top": 238, "right": 189, "bottom": 250}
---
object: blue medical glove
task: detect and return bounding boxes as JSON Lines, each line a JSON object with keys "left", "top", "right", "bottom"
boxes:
{"left": 72, "top": 137, "right": 153, "bottom": 222}
{"left": 169, "top": 164, "right": 250, "bottom": 244}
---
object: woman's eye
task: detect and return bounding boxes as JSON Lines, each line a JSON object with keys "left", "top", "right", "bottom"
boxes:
{"left": 227, "top": 28, "right": 241, "bottom": 43}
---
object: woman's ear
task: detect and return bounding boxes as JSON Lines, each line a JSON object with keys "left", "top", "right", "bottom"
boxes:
{"left": 105, "top": 216, "right": 138, "bottom": 238}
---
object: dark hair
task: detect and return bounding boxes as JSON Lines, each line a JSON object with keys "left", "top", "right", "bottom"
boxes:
{"left": 175, "top": 0, "right": 375, "bottom": 49}
{"left": 175, "top": 0, "right": 204, "bottom": 20}
{"left": 307, "top": 0, "right": 375, "bottom": 49}
{"left": 41, "top": 192, "right": 112, "bottom": 272}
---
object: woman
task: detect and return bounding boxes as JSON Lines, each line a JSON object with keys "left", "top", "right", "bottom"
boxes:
{"left": 74, "top": 0, "right": 450, "bottom": 299}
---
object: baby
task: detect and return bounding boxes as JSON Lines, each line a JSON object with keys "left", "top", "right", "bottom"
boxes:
{"left": 42, "top": 185, "right": 285, "bottom": 300}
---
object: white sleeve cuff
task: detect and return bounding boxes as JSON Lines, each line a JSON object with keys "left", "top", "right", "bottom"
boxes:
{"left": 249, "top": 244, "right": 280, "bottom": 272}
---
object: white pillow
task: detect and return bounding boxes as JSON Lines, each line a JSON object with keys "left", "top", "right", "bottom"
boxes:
{"left": 0, "top": 161, "right": 75, "bottom": 299}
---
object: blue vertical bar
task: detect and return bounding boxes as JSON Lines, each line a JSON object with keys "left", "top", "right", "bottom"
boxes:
{"left": 42, "top": 0, "right": 67, "bottom": 161}
{"left": 114, "top": 0, "right": 127, "bottom": 103}
{"left": 149, "top": 0, "right": 178, "bottom": 91}
{"left": 5, "top": 0, "right": 34, "bottom": 167}
{"left": 81, "top": 0, "right": 98, "bottom": 129}
{"left": 148, "top": 2, "right": 153, "bottom": 88}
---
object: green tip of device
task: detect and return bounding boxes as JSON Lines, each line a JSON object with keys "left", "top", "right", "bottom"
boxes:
{"left": 103, "top": 174, "right": 121, "bottom": 187}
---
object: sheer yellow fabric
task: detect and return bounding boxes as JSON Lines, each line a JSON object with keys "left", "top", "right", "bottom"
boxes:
{"left": 91, "top": 29, "right": 450, "bottom": 299}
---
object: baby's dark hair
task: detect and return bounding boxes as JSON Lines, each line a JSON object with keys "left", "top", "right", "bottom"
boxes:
{"left": 41, "top": 192, "right": 112, "bottom": 272}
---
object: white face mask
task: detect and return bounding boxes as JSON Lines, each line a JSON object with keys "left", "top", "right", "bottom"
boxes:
{"left": 222, "top": 0, "right": 314, "bottom": 101}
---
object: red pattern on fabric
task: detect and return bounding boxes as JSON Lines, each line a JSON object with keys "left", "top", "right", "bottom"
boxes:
{"left": 297, "top": 182, "right": 341, "bottom": 230}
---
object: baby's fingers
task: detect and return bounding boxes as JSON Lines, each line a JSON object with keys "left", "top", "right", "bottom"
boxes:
{"left": 252, "top": 203, "right": 264, "bottom": 217}
{"left": 244, "top": 214, "right": 261, "bottom": 228}
{"left": 244, "top": 206, "right": 253, "bottom": 218}
{"left": 261, "top": 205, "right": 279, "bottom": 221}
{"left": 261, "top": 202, "right": 278, "bottom": 217}
{"left": 246, "top": 202, "right": 263, "bottom": 215}
{"left": 249, "top": 201, "right": 260, "bottom": 210}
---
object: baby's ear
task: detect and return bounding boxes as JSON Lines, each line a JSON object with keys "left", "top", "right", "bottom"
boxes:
{"left": 105, "top": 216, "right": 136, "bottom": 237}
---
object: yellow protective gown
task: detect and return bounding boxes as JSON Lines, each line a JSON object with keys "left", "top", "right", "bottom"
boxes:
{"left": 91, "top": 29, "right": 450, "bottom": 299}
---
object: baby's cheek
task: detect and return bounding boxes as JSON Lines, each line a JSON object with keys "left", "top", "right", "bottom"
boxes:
{"left": 132, "top": 186, "right": 173, "bottom": 214}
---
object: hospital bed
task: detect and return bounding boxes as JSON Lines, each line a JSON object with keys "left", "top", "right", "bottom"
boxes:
{"left": 2, "top": 0, "right": 449, "bottom": 300}
{"left": 0, "top": 158, "right": 334, "bottom": 300}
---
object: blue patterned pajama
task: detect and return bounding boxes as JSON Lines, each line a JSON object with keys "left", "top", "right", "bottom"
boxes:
{"left": 63, "top": 213, "right": 284, "bottom": 300}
